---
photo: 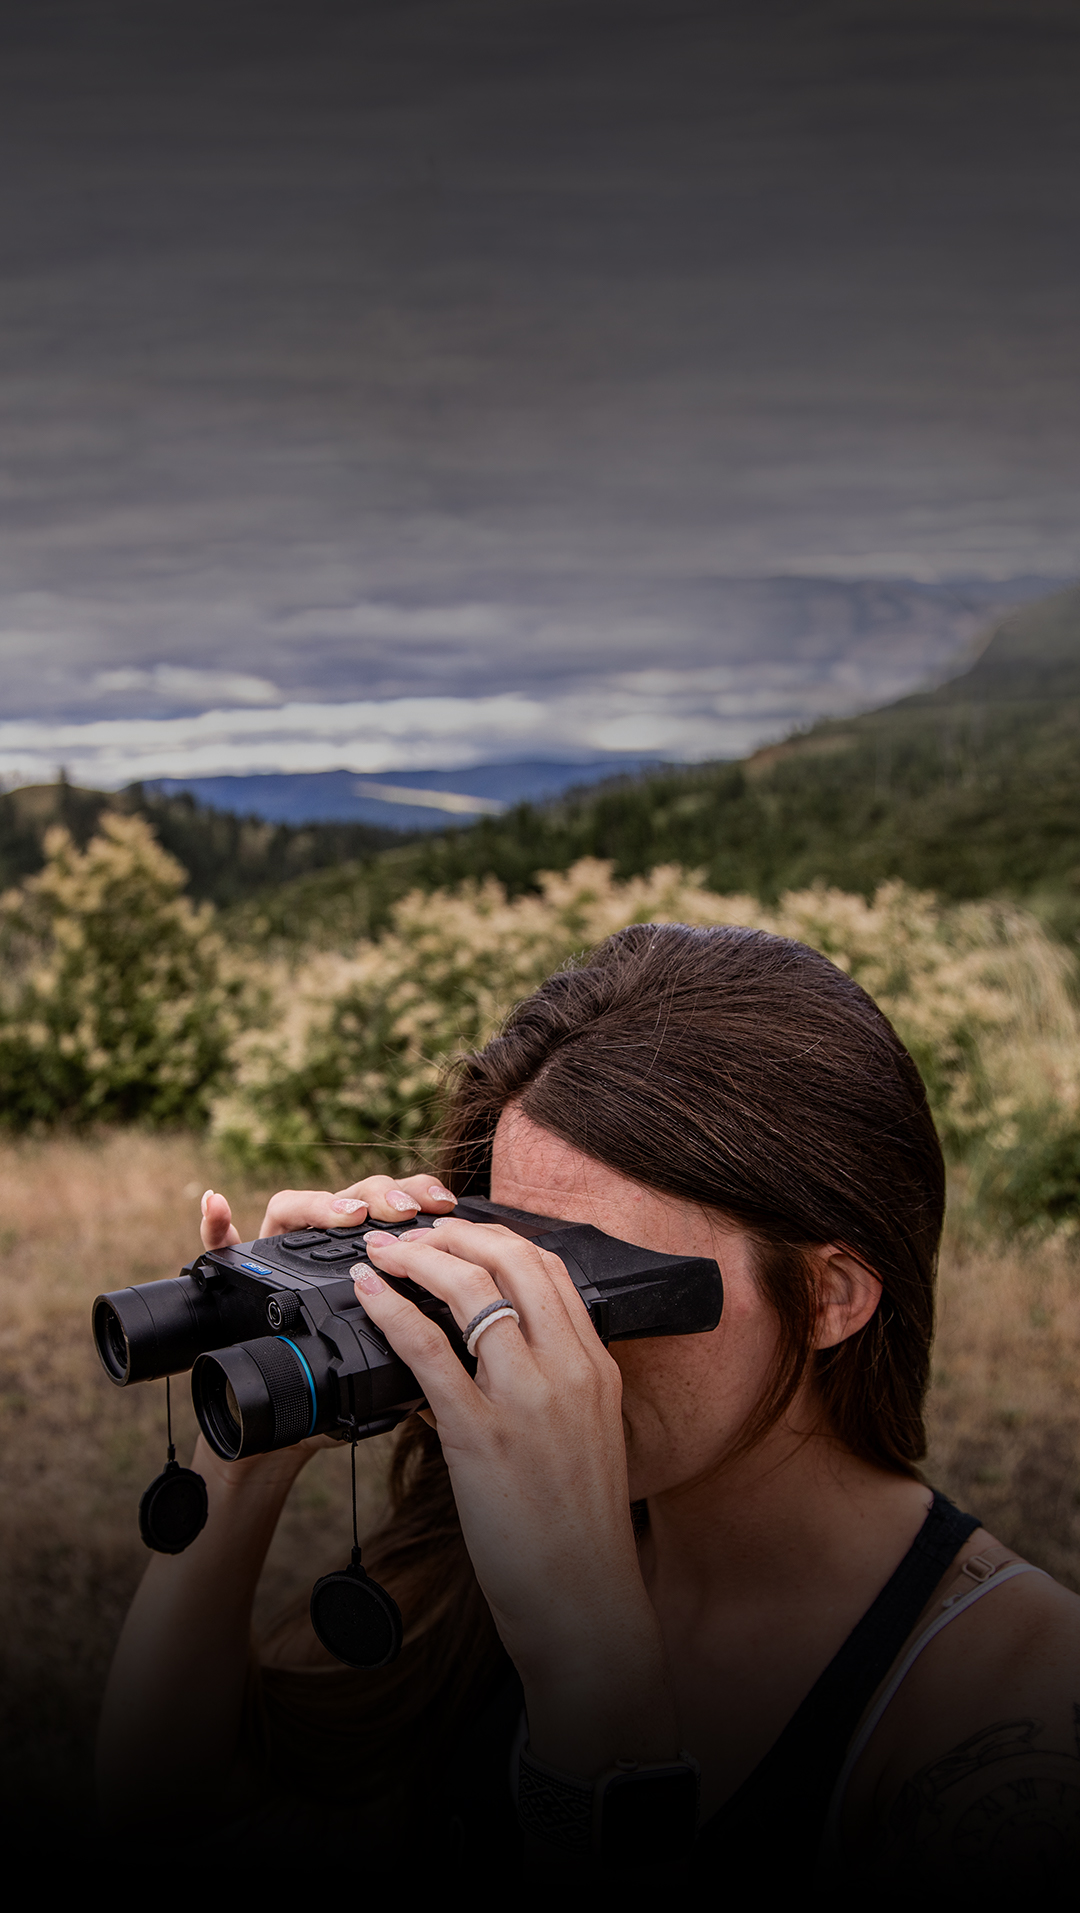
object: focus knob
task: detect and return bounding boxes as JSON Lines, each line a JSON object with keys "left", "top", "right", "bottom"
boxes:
{"left": 266, "top": 1291, "right": 301, "bottom": 1331}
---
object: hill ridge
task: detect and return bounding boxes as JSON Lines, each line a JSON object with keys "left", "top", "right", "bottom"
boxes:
{"left": 4, "top": 582, "right": 1080, "bottom": 941}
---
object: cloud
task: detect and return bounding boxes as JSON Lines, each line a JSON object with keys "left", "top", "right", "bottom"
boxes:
{"left": 90, "top": 665, "right": 282, "bottom": 706}
{"left": 0, "top": 649, "right": 979, "bottom": 790}
{"left": 273, "top": 603, "right": 512, "bottom": 644}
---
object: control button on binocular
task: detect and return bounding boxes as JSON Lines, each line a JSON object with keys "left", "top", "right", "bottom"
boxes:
{"left": 266, "top": 1291, "right": 302, "bottom": 1330}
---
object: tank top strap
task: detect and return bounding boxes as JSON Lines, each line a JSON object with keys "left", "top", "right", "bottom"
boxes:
{"left": 693, "top": 1490, "right": 980, "bottom": 1869}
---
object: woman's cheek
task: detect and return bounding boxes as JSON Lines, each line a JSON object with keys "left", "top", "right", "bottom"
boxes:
{"left": 614, "top": 1338, "right": 729, "bottom": 1488}
{"left": 614, "top": 1301, "right": 783, "bottom": 1494}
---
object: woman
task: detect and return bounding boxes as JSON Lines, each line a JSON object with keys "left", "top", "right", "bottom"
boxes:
{"left": 98, "top": 924, "right": 1080, "bottom": 1887}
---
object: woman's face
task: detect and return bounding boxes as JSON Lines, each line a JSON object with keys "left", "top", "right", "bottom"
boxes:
{"left": 489, "top": 1103, "right": 787, "bottom": 1502}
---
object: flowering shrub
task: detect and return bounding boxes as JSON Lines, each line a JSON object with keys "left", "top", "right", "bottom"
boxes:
{"left": 211, "top": 861, "right": 1080, "bottom": 1231}
{"left": 3, "top": 818, "right": 1074, "bottom": 1229}
{"left": 211, "top": 860, "right": 712, "bottom": 1180}
{"left": 0, "top": 815, "right": 249, "bottom": 1128}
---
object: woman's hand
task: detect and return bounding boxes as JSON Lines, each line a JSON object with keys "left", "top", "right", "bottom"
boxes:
{"left": 199, "top": 1170, "right": 459, "bottom": 1255}
{"left": 354, "top": 1218, "right": 679, "bottom": 1778}
{"left": 193, "top": 1172, "right": 460, "bottom": 1487}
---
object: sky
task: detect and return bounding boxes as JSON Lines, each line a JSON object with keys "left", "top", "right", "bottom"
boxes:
{"left": 1, "top": 0, "right": 1078, "bottom": 790}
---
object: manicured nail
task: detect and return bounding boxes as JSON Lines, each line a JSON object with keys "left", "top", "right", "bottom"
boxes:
{"left": 363, "top": 1230, "right": 397, "bottom": 1247}
{"left": 331, "top": 1198, "right": 365, "bottom": 1213}
{"left": 427, "top": 1185, "right": 456, "bottom": 1203}
{"left": 201, "top": 1189, "right": 213, "bottom": 1216}
{"left": 354, "top": 1269, "right": 385, "bottom": 1295}
{"left": 387, "top": 1191, "right": 419, "bottom": 1212}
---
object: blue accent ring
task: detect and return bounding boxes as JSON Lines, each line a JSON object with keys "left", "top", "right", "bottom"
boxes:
{"left": 278, "top": 1337, "right": 318, "bottom": 1437}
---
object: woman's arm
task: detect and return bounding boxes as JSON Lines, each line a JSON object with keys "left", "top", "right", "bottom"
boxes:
{"left": 353, "top": 1219, "right": 681, "bottom": 1780}
{"left": 96, "top": 1172, "right": 458, "bottom": 1833}
{"left": 852, "top": 1568, "right": 1080, "bottom": 1891}
{"left": 96, "top": 1435, "right": 309, "bottom": 1830}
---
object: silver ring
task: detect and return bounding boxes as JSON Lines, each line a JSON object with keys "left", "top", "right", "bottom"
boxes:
{"left": 464, "top": 1298, "right": 520, "bottom": 1356}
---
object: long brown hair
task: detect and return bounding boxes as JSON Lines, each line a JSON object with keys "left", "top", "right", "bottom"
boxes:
{"left": 441, "top": 922, "right": 943, "bottom": 1472}
{"left": 257, "top": 922, "right": 944, "bottom": 1825}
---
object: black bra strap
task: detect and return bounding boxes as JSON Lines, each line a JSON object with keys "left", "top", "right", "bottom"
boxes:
{"left": 695, "top": 1491, "right": 981, "bottom": 1863}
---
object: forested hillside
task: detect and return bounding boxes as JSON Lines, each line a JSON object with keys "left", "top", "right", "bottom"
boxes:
{"left": 229, "top": 583, "right": 1080, "bottom": 946}
{"left": 415, "top": 585, "right": 1080, "bottom": 895}
{"left": 0, "top": 779, "right": 411, "bottom": 906}
{"left": 5, "top": 583, "right": 1079, "bottom": 943}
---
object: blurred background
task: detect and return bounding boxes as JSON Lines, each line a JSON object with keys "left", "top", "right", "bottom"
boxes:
{"left": 2, "top": 0, "right": 1080, "bottom": 1838}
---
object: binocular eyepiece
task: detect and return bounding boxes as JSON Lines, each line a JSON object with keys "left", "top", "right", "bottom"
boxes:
{"left": 93, "top": 1196, "right": 724, "bottom": 1461}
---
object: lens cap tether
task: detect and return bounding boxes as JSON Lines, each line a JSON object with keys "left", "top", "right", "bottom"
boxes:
{"left": 310, "top": 1425, "right": 403, "bottom": 1669}
{"left": 139, "top": 1378, "right": 208, "bottom": 1554}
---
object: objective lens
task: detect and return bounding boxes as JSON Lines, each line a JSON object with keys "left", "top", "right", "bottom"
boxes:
{"left": 193, "top": 1338, "right": 316, "bottom": 1460}
{"left": 203, "top": 1376, "right": 243, "bottom": 1454}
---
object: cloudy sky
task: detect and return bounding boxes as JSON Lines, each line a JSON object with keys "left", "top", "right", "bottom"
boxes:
{"left": 1, "top": 0, "right": 1078, "bottom": 789}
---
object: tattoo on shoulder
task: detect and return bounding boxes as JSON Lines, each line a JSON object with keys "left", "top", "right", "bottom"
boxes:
{"left": 884, "top": 1706, "right": 1080, "bottom": 1882}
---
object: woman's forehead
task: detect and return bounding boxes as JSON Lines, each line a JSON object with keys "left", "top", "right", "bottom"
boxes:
{"left": 490, "top": 1102, "right": 736, "bottom": 1260}
{"left": 489, "top": 1101, "right": 604, "bottom": 1186}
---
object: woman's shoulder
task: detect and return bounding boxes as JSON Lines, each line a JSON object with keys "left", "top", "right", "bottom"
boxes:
{"left": 841, "top": 1528, "right": 1080, "bottom": 1889}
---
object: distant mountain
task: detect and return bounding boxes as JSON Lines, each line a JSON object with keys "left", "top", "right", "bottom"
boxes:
{"left": 146, "top": 757, "right": 664, "bottom": 830}
{"left": 9, "top": 588, "right": 1080, "bottom": 943}
{"left": 223, "top": 583, "right": 1080, "bottom": 948}
{"left": 427, "top": 583, "right": 1080, "bottom": 919}
{"left": 0, "top": 756, "right": 661, "bottom": 910}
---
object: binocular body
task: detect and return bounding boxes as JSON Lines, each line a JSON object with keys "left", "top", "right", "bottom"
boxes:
{"left": 93, "top": 1196, "right": 724, "bottom": 1460}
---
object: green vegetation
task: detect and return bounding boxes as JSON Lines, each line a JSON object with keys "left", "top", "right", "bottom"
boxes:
{"left": 3, "top": 584, "right": 1080, "bottom": 1232}
{"left": 399, "top": 584, "right": 1080, "bottom": 915}
{"left": 0, "top": 778, "right": 411, "bottom": 908}
{"left": 8, "top": 585, "right": 1080, "bottom": 949}
{"left": 196, "top": 584, "right": 1080, "bottom": 952}
{"left": 0, "top": 816, "right": 251, "bottom": 1128}
{"left": 212, "top": 861, "right": 1080, "bottom": 1236}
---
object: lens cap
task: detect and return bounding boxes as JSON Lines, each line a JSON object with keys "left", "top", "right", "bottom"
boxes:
{"left": 138, "top": 1460, "right": 209, "bottom": 1554}
{"left": 310, "top": 1553, "right": 403, "bottom": 1668}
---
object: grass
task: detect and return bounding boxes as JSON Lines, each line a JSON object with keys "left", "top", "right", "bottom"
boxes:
{"left": 2, "top": 1133, "right": 1078, "bottom": 1836}
{"left": 925, "top": 1218, "right": 1080, "bottom": 1587}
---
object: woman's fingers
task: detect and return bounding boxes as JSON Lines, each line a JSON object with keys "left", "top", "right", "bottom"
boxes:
{"left": 334, "top": 1173, "right": 457, "bottom": 1225}
{"left": 200, "top": 1190, "right": 240, "bottom": 1250}
{"left": 257, "top": 1188, "right": 368, "bottom": 1236}
{"left": 352, "top": 1264, "right": 508, "bottom": 1423}
{"left": 360, "top": 1221, "right": 606, "bottom": 1389}
{"left": 361, "top": 1231, "right": 512, "bottom": 1342}
{"left": 254, "top": 1172, "right": 457, "bottom": 1240}
{"left": 383, "top": 1218, "right": 602, "bottom": 1358}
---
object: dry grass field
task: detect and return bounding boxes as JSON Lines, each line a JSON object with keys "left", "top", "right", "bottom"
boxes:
{"left": 2, "top": 1133, "right": 1078, "bottom": 1837}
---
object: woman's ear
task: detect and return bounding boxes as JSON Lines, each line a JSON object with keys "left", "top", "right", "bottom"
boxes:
{"left": 812, "top": 1246, "right": 883, "bottom": 1349}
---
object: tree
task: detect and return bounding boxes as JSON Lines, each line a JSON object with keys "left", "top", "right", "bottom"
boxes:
{"left": 0, "top": 813, "right": 248, "bottom": 1128}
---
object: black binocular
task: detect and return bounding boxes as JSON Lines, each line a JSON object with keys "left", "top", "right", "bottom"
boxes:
{"left": 92, "top": 1195, "right": 724, "bottom": 1460}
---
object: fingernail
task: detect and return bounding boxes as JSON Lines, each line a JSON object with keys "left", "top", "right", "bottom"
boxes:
{"left": 364, "top": 1230, "right": 397, "bottom": 1247}
{"left": 387, "top": 1191, "right": 419, "bottom": 1212}
{"left": 427, "top": 1185, "right": 456, "bottom": 1203}
{"left": 331, "top": 1198, "right": 365, "bottom": 1213}
{"left": 201, "top": 1189, "right": 213, "bottom": 1216}
{"left": 354, "top": 1269, "right": 385, "bottom": 1295}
